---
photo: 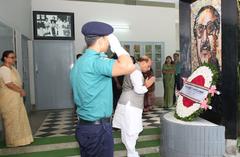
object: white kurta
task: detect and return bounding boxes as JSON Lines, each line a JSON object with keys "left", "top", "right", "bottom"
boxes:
{"left": 112, "top": 68, "right": 148, "bottom": 135}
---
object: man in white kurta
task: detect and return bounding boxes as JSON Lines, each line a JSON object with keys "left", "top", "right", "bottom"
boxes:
{"left": 112, "top": 56, "right": 155, "bottom": 157}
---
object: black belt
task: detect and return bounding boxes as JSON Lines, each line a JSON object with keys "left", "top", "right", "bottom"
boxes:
{"left": 78, "top": 117, "right": 111, "bottom": 125}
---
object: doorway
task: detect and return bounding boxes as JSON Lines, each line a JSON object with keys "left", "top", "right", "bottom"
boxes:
{"left": 21, "top": 35, "right": 31, "bottom": 113}
{"left": 33, "top": 40, "right": 75, "bottom": 110}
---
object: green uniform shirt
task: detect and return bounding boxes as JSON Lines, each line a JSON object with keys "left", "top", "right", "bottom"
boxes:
{"left": 70, "top": 49, "right": 116, "bottom": 121}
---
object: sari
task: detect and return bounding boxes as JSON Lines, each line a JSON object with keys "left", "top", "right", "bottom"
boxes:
{"left": 0, "top": 66, "right": 33, "bottom": 147}
{"left": 162, "top": 64, "right": 175, "bottom": 108}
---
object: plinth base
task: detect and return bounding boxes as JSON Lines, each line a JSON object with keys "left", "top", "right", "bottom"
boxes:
{"left": 160, "top": 112, "right": 225, "bottom": 157}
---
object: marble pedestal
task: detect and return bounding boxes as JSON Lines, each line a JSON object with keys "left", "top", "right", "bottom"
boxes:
{"left": 160, "top": 112, "right": 225, "bottom": 157}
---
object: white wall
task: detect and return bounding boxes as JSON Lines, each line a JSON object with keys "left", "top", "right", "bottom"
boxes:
{"left": 32, "top": 0, "right": 178, "bottom": 55}
{"left": 0, "top": 0, "right": 32, "bottom": 76}
{"left": 0, "top": 0, "right": 34, "bottom": 103}
{"left": 0, "top": 0, "right": 32, "bottom": 135}
{"left": 0, "top": 0, "right": 32, "bottom": 39}
{"left": 32, "top": 0, "right": 179, "bottom": 97}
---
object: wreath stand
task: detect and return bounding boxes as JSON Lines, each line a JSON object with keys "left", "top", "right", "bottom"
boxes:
{"left": 160, "top": 112, "right": 225, "bottom": 157}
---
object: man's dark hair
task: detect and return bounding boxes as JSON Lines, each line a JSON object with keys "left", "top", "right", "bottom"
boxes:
{"left": 1, "top": 50, "right": 14, "bottom": 62}
{"left": 84, "top": 35, "right": 100, "bottom": 47}
{"left": 193, "top": 5, "right": 220, "bottom": 38}
{"left": 173, "top": 52, "right": 179, "bottom": 57}
{"left": 130, "top": 56, "right": 136, "bottom": 64}
{"left": 76, "top": 53, "right": 82, "bottom": 59}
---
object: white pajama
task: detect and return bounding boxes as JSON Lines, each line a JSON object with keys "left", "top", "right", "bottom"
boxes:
{"left": 121, "top": 130, "right": 139, "bottom": 157}
{"left": 113, "top": 102, "right": 143, "bottom": 157}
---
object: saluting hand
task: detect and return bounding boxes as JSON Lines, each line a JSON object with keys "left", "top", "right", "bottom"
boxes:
{"left": 107, "top": 34, "right": 129, "bottom": 57}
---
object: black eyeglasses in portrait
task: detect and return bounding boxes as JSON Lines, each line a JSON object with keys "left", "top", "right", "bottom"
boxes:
{"left": 195, "top": 20, "right": 220, "bottom": 39}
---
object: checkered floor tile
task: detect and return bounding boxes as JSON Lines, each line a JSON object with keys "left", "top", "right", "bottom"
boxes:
{"left": 34, "top": 106, "right": 171, "bottom": 137}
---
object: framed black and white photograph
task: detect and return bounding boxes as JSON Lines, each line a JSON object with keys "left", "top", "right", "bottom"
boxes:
{"left": 33, "top": 11, "right": 75, "bottom": 40}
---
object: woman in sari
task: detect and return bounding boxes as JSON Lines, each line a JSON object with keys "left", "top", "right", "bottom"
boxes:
{"left": 162, "top": 56, "right": 175, "bottom": 109}
{"left": 0, "top": 50, "right": 33, "bottom": 147}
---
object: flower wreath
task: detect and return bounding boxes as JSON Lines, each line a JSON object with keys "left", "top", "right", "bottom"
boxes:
{"left": 175, "top": 63, "right": 220, "bottom": 121}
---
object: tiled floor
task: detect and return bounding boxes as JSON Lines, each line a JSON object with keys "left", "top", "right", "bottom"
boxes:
{"left": 34, "top": 106, "right": 168, "bottom": 137}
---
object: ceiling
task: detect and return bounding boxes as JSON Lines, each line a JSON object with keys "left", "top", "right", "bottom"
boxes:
{"left": 66, "top": 0, "right": 178, "bottom": 8}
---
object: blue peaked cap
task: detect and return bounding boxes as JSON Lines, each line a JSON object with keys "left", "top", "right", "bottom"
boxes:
{"left": 81, "top": 21, "right": 113, "bottom": 36}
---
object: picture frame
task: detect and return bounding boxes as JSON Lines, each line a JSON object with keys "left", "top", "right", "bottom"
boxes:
{"left": 33, "top": 11, "right": 75, "bottom": 40}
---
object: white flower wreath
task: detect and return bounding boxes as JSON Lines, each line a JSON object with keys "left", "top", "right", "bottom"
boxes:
{"left": 175, "top": 64, "right": 220, "bottom": 121}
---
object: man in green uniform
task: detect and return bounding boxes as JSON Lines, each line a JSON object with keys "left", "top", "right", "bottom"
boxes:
{"left": 70, "top": 21, "right": 135, "bottom": 157}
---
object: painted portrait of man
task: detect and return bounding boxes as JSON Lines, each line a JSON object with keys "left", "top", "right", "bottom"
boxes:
{"left": 191, "top": 0, "right": 222, "bottom": 71}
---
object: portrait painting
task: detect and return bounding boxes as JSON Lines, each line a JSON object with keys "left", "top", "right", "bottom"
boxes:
{"left": 191, "top": 0, "right": 222, "bottom": 71}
